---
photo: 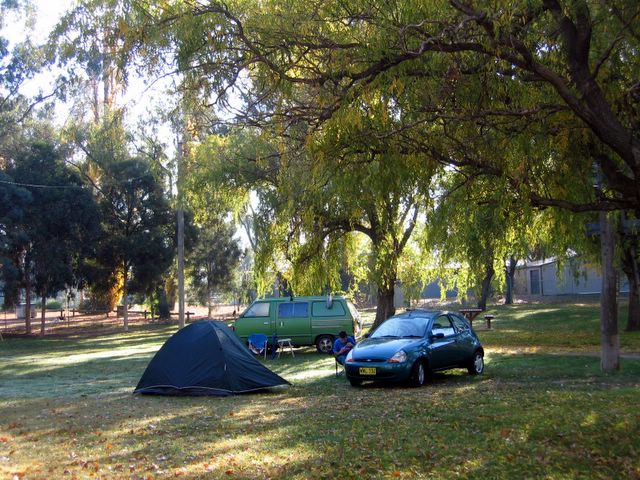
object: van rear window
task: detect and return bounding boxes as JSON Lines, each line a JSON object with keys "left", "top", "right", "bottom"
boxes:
{"left": 278, "top": 302, "right": 308, "bottom": 318}
{"left": 244, "top": 302, "right": 270, "bottom": 317}
{"left": 311, "top": 301, "right": 346, "bottom": 317}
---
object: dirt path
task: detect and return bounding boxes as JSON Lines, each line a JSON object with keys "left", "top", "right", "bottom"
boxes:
{"left": 0, "top": 304, "right": 238, "bottom": 337}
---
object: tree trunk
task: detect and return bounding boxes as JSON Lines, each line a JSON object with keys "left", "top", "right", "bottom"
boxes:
{"left": 24, "top": 275, "right": 32, "bottom": 335}
{"left": 122, "top": 262, "right": 129, "bottom": 332}
{"left": 620, "top": 236, "right": 640, "bottom": 331}
{"left": 505, "top": 256, "right": 517, "bottom": 305}
{"left": 177, "top": 206, "right": 185, "bottom": 329}
{"left": 40, "top": 294, "right": 46, "bottom": 337}
{"left": 207, "top": 298, "right": 213, "bottom": 319}
{"left": 373, "top": 285, "right": 396, "bottom": 330}
{"left": 122, "top": 288, "right": 129, "bottom": 332}
{"left": 600, "top": 211, "right": 619, "bottom": 371}
{"left": 477, "top": 260, "right": 495, "bottom": 311}
{"left": 627, "top": 273, "right": 640, "bottom": 332}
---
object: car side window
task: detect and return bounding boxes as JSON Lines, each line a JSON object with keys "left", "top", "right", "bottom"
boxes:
{"left": 432, "top": 315, "right": 455, "bottom": 337}
{"left": 450, "top": 313, "right": 470, "bottom": 332}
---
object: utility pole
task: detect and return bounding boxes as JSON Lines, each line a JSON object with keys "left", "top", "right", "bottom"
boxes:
{"left": 177, "top": 137, "right": 185, "bottom": 329}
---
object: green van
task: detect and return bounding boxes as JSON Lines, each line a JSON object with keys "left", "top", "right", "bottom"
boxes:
{"left": 234, "top": 296, "right": 362, "bottom": 353}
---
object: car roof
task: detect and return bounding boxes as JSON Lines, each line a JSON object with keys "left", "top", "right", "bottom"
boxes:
{"left": 395, "top": 309, "right": 440, "bottom": 318}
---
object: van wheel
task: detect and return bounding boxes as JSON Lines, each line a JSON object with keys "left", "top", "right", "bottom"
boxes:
{"left": 316, "top": 335, "right": 334, "bottom": 354}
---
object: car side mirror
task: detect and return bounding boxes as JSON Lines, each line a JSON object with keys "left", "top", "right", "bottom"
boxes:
{"left": 431, "top": 333, "right": 445, "bottom": 340}
{"left": 364, "top": 332, "right": 370, "bottom": 338}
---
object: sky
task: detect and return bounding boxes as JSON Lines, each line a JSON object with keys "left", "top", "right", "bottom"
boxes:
{"left": 2, "top": 1, "right": 253, "bottom": 246}
{"left": 2, "top": 1, "right": 72, "bottom": 45}
{"left": 2, "top": 0, "right": 175, "bottom": 131}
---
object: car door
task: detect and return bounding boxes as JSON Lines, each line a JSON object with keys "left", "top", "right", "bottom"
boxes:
{"left": 449, "top": 313, "right": 476, "bottom": 362}
{"left": 428, "top": 314, "right": 460, "bottom": 370}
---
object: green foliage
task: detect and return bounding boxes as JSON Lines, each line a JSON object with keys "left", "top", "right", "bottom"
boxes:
{"left": 186, "top": 220, "right": 242, "bottom": 309}
{"left": 53, "top": 0, "right": 640, "bottom": 330}
{"left": 93, "top": 158, "right": 174, "bottom": 301}
{"left": 156, "top": 289, "right": 170, "bottom": 320}
{"left": 1, "top": 139, "right": 100, "bottom": 309}
{"left": 45, "top": 300, "right": 62, "bottom": 310}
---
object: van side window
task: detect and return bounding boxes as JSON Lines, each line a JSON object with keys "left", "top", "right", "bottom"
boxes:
{"left": 278, "top": 302, "right": 309, "bottom": 318}
{"left": 311, "top": 301, "right": 346, "bottom": 316}
{"left": 244, "top": 302, "right": 270, "bottom": 317}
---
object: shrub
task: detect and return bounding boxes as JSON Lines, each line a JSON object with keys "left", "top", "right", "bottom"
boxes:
{"left": 157, "top": 292, "right": 170, "bottom": 320}
{"left": 46, "top": 300, "right": 62, "bottom": 310}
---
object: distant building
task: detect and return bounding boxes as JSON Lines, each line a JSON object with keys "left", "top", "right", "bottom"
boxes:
{"left": 513, "top": 257, "right": 628, "bottom": 296}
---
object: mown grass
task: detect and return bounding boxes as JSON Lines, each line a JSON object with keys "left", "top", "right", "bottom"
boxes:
{"left": 481, "top": 301, "right": 640, "bottom": 352}
{"left": 1, "top": 303, "right": 639, "bottom": 479}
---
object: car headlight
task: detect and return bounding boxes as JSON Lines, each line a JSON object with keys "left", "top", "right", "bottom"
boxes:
{"left": 388, "top": 350, "right": 407, "bottom": 364}
{"left": 346, "top": 349, "right": 354, "bottom": 362}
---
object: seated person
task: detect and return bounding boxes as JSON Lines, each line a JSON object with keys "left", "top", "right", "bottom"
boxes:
{"left": 333, "top": 330, "right": 356, "bottom": 365}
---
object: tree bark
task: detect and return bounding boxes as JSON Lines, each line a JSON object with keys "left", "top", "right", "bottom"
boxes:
{"left": 477, "top": 257, "right": 495, "bottom": 311}
{"left": 122, "top": 264, "right": 129, "bottom": 332}
{"left": 24, "top": 273, "right": 32, "bottom": 335}
{"left": 505, "top": 256, "right": 517, "bottom": 305}
{"left": 600, "top": 211, "right": 619, "bottom": 371}
{"left": 40, "top": 295, "right": 46, "bottom": 337}
{"left": 373, "top": 285, "right": 396, "bottom": 330}
{"left": 626, "top": 272, "right": 640, "bottom": 332}
{"left": 620, "top": 237, "right": 640, "bottom": 331}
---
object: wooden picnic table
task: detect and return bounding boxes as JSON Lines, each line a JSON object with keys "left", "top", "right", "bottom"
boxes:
{"left": 459, "top": 308, "right": 483, "bottom": 328}
{"left": 459, "top": 308, "right": 483, "bottom": 322}
{"left": 459, "top": 308, "right": 493, "bottom": 329}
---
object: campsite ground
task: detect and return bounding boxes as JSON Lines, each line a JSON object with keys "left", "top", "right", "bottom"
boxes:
{"left": 1, "top": 302, "right": 639, "bottom": 479}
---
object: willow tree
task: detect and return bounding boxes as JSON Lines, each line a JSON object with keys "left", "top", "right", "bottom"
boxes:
{"left": 284, "top": 149, "right": 434, "bottom": 329}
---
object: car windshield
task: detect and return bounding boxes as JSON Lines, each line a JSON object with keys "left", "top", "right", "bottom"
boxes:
{"left": 370, "top": 316, "right": 429, "bottom": 338}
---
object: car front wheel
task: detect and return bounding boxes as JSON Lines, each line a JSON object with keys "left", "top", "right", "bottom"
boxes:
{"left": 315, "top": 334, "right": 334, "bottom": 354}
{"left": 467, "top": 351, "right": 484, "bottom": 375}
{"left": 409, "top": 361, "right": 426, "bottom": 387}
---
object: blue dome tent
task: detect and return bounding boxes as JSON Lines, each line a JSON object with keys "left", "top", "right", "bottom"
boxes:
{"left": 134, "top": 321, "right": 290, "bottom": 396}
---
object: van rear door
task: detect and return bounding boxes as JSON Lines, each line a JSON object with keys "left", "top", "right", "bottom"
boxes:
{"left": 310, "top": 300, "right": 352, "bottom": 336}
{"left": 276, "top": 301, "right": 311, "bottom": 344}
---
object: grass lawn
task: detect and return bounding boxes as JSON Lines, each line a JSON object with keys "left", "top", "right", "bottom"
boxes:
{"left": 1, "top": 303, "right": 639, "bottom": 479}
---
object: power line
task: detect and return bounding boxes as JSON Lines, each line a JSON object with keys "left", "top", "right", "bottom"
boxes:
{"left": 0, "top": 173, "right": 154, "bottom": 190}
{"left": 0, "top": 179, "right": 86, "bottom": 190}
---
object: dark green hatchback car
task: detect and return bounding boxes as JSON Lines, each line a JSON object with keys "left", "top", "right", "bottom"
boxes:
{"left": 344, "top": 310, "right": 484, "bottom": 387}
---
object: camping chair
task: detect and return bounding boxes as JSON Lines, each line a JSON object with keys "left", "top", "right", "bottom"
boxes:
{"left": 248, "top": 333, "right": 268, "bottom": 359}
